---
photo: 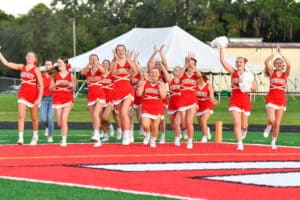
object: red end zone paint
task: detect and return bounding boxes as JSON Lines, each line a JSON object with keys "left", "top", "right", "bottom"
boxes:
{"left": 1, "top": 143, "right": 300, "bottom": 199}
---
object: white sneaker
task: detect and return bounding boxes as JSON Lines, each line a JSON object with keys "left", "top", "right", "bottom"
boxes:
{"left": 201, "top": 136, "right": 208, "bottom": 143}
{"left": 47, "top": 136, "right": 53, "bottom": 143}
{"left": 44, "top": 128, "right": 49, "bottom": 137}
{"left": 17, "top": 138, "right": 24, "bottom": 145}
{"left": 60, "top": 142, "right": 67, "bottom": 147}
{"left": 129, "top": 132, "right": 134, "bottom": 144}
{"left": 94, "top": 141, "right": 102, "bottom": 147}
{"left": 241, "top": 130, "right": 247, "bottom": 140}
{"left": 183, "top": 130, "right": 188, "bottom": 140}
{"left": 150, "top": 139, "right": 156, "bottom": 148}
{"left": 139, "top": 128, "right": 144, "bottom": 136}
{"left": 263, "top": 125, "right": 272, "bottom": 138}
{"left": 207, "top": 127, "right": 211, "bottom": 140}
{"left": 122, "top": 133, "right": 130, "bottom": 145}
{"left": 100, "top": 130, "right": 104, "bottom": 138}
{"left": 187, "top": 141, "right": 193, "bottom": 149}
{"left": 143, "top": 133, "right": 150, "bottom": 145}
{"left": 109, "top": 124, "right": 114, "bottom": 137}
{"left": 159, "top": 134, "right": 165, "bottom": 144}
{"left": 30, "top": 136, "right": 38, "bottom": 146}
{"left": 90, "top": 133, "right": 99, "bottom": 142}
{"left": 117, "top": 129, "right": 122, "bottom": 140}
{"left": 102, "top": 134, "right": 109, "bottom": 142}
{"left": 271, "top": 143, "right": 277, "bottom": 150}
{"left": 174, "top": 137, "right": 181, "bottom": 146}
{"left": 237, "top": 142, "right": 244, "bottom": 151}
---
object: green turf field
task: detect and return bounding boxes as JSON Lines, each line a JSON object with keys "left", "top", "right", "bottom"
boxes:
{"left": 0, "top": 93, "right": 299, "bottom": 199}
{"left": 0, "top": 94, "right": 299, "bottom": 124}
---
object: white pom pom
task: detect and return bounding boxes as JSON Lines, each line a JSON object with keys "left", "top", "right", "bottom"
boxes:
{"left": 239, "top": 71, "right": 254, "bottom": 93}
{"left": 211, "top": 36, "right": 229, "bottom": 48}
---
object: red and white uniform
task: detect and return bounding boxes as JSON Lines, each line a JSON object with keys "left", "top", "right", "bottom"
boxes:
{"left": 52, "top": 72, "right": 74, "bottom": 109}
{"left": 86, "top": 68, "right": 105, "bottom": 106}
{"left": 168, "top": 79, "right": 181, "bottom": 114}
{"left": 178, "top": 72, "right": 198, "bottom": 111}
{"left": 131, "top": 73, "right": 142, "bottom": 109}
{"left": 229, "top": 71, "right": 251, "bottom": 116}
{"left": 112, "top": 61, "right": 134, "bottom": 105}
{"left": 266, "top": 72, "right": 287, "bottom": 110}
{"left": 18, "top": 65, "right": 39, "bottom": 107}
{"left": 42, "top": 72, "right": 53, "bottom": 97}
{"left": 141, "top": 80, "right": 164, "bottom": 119}
{"left": 195, "top": 83, "right": 213, "bottom": 116}
{"left": 102, "top": 71, "right": 114, "bottom": 107}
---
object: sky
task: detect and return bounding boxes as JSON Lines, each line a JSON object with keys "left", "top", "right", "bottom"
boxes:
{"left": 0, "top": 0, "right": 52, "bottom": 16}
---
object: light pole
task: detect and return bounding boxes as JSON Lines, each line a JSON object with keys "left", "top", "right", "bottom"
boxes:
{"left": 73, "top": 18, "right": 76, "bottom": 57}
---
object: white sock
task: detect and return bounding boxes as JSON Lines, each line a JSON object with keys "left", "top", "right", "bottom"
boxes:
{"left": 271, "top": 137, "right": 277, "bottom": 145}
{"left": 33, "top": 131, "right": 38, "bottom": 138}
{"left": 19, "top": 132, "right": 23, "bottom": 139}
{"left": 62, "top": 136, "right": 67, "bottom": 143}
{"left": 188, "top": 138, "right": 193, "bottom": 143}
{"left": 175, "top": 136, "right": 180, "bottom": 142}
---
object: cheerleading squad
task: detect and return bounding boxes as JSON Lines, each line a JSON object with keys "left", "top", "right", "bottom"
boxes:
{"left": 0, "top": 45, "right": 291, "bottom": 150}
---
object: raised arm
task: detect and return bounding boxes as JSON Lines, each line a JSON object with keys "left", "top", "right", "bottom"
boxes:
{"left": 159, "top": 45, "right": 168, "bottom": 71}
{"left": 127, "top": 50, "right": 138, "bottom": 74}
{"left": 277, "top": 47, "right": 291, "bottom": 77}
{"left": 0, "top": 51, "right": 23, "bottom": 70}
{"left": 80, "top": 64, "right": 90, "bottom": 76}
{"left": 147, "top": 46, "right": 158, "bottom": 71}
{"left": 219, "top": 48, "right": 234, "bottom": 74}
{"left": 160, "top": 62, "right": 172, "bottom": 84}
{"left": 264, "top": 52, "right": 274, "bottom": 77}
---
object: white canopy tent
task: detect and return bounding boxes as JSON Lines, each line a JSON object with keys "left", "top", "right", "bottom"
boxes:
{"left": 69, "top": 25, "right": 260, "bottom": 72}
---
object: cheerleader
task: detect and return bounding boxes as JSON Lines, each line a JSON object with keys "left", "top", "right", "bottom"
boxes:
{"left": 263, "top": 47, "right": 291, "bottom": 149}
{"left": 0, "top": 50, "right": 43, "bottom": 145}
{"left": 130, "top": 53, "right": 144, "bottom": 140}
{"left": 40, "top": 60, "right": 55, "bottom": 143}
{"left": 195, "top": 75, "right": 219, "bottom": 143}
{"left": 178, "top": 56, "right": 202, "bottom": 149}
{"left": 50, "top": 56, "right": 76, "bottom": 147}
{"left": 111, "top": 44, "right": 137, "bottom": 145}
{"left": 161, "top": 66, "right": 182, "bottom": 146}
{"left": 81, "top": 54, "right": 105, "bottom": 147}
{"left": 219, "top": 48, "right": 256, "bottom": 150}
{"left": 147, "top": 45, "right": 168, "bottom": 144}
{"left": 136, "top": 67, "right": 167, "bottom": 148}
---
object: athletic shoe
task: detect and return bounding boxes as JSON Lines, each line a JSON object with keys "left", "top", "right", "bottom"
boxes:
{"left": 150, "top": 140, "right": 156, "bottom": 148}
{"left": 117, "top": 129, "right": 122, "bottom": 140}
{"left": 122, "top": 133, "right": 130, "bottom": 145}
{"left": 30, "top": 136, "right": 38, "bottom": 146}
{"left": 94, "top": 141, "right": 102, "bottom": 147}
{"left": 109, "top": 124, "right": 114, "bottom": 137}
{"left": 17, "top": 138, "right": 24, "bottom": 145}
{"left": 102, "top": 134, "right": 109, "bottom": 142}
{"left": 187, "top": 141, "right": 193, "bottom": 149}
{"left": 241, "top": 129, "right": 248, "bottom": 140}
{"left": 201, "top": 136, "right": 208, "bottom": 143}
{"left": 271, "top": 144, "right": 277, "bottom": 150}
{"left": 90, "top": 133, "right": 99, "bottom": 142}
{"left": 174, "top": 137, "right": 180, "bottom": 146}
{"left": 60, "top": 142, "right": 67, "bottom": 147}
{"left": 129, "top": 131, "right": 134, "bottom": 144}
{"left": 263, "top": 125, "right": 272, "bottom": 138}
{"left": 237, "top": 142, "right": 244, "bottom": 151}
{"left": 207, "top": 127, "right": 211, "bottom": 140}
{"left": 47, "top": 136, "right": 53, "bottom": 143}
{"left": 143, "top": 133, "right": 150, "bottom": 145}
{"left": 183, "top": 130, "right": 188, "bottom": 140}
{"left": 159, "top": 134, "right": 165, "bottom": 144}
{"left": 44, "top": 128, "right": 49, "bottom": 137}
{"left": 100, "top": 130, "right": 104, "bottom": 138}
